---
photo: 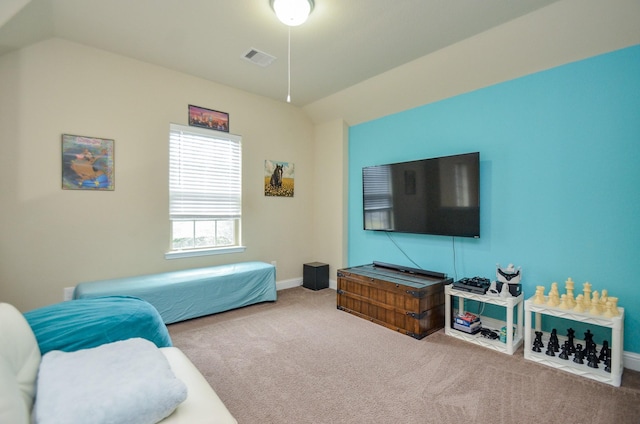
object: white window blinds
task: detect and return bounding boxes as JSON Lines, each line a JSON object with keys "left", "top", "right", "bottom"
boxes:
{"left": 169, "top": 124, "right": 242, "bottom": 220}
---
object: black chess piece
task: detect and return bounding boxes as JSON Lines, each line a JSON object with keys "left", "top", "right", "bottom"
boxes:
{"left": 558, "top": 341, "right": 569, "bottom": 360}
{"left": 566, "top": 328, "right": 576, "bottom": 354}
{"left": 587, "top": 350, "right": 599, "bottom": 369}
{"left": 573, "top": 343, "right": 584, "bottom": 364}
{"left": 604, "top": 350, "right": 612, "bottom": 373}
{"left": 550, "top": 329, "right": 560, "bottom": 352}
{"left": 532, "top": 331, "right": 544, "bottom": 352}
{"left": 532, "top": 339, "right": 542, "bottom": 352}
{"left": 584, "top": 330, "right": 594, "bottom": 347}
{"left": 599, "top": 340, "right": 610, "bottom": 362}
{"left": 545, "top": 342, "right": 555, "bottom": 357}
{"left": 583, "top": 330, "right": 596, "bottom": 358}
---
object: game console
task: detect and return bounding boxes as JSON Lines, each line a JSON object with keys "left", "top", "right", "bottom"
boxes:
{"left": 452, "top": 277, "right": 491, "bottom": 294}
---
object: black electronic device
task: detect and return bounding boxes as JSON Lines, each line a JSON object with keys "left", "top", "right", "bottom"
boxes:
{"left": 372, "top": 261, "right": 447, "bottom": 279}
{"left": 362, "top": 152, "right": 480, "bottom": 238}
{"left": 452, "top": 277, "right": 491, "bottom": 294}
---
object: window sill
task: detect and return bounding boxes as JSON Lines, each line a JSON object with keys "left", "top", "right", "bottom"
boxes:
{"left": 165, "top": 246, "right": 246, "bottom": 260}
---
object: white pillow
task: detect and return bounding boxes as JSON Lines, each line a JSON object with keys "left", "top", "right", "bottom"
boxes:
{"left": 33, "top": 337, "right": 187, "bottom": 424}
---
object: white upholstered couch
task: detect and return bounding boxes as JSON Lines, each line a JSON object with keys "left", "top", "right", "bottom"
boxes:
{"left": 0, "top": 302, "right": 237, "bottom": 424}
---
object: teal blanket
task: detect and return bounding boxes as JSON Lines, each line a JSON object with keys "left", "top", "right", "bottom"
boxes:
{"left": 24, "top": 296, "right": 172, "bottom": 355}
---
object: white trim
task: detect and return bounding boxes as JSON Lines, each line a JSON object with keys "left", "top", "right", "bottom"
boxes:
{"left": 329, "top": 278, "right": 337, "bottom": 290}
{"left": 276, "top": 277, "right": 303, "bottom": 291}
{"left": 165, "top": 246, "right": 246, "bottom": 259}
{"left": 624, "top": 351, "right": 640, "bottom": 372}
{"left": 276, "top": 278, "right": 338, "bottom": 291}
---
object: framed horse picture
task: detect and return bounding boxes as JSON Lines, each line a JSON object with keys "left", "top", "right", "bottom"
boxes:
{"left": 62, "top": 134, "right": 114, "bottom": 190}
{"left": 264, "top": 160, "right": 294, "bottom": 197}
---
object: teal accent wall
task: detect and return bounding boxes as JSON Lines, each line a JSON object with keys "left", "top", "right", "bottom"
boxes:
{"left": 348, "top": 45, "right": 640, "bottom": 353}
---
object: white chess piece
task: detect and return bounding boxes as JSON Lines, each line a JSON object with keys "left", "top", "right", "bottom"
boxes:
{"left": 607, "top": 297, "right": 619, "bottom": 316}
{"left": 589, "top": 290, "right": 602, "bottom": 315}
{"left": 590, "top": 291, "right": 601, "bottom": 315}
{"left": 559, "top": 294, "right": 569, "bottom": 309}
{"left": 573, "top": 294, "right": 585, "bottom": 313}
{"left": 533, "top": 286, "right": 546, "bottom": 304}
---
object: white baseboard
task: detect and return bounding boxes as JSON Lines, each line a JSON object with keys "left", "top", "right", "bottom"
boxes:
{"left": 276, "top": 278, "right": 338, "bottom": 291}
{"left": 624, "top": 351, "right": 640, "bottom": 372}
{"left": 276, "top": 277, "right": 303, "bottom": 291}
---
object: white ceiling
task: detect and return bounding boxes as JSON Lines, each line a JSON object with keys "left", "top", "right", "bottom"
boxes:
{"left": 0, "top": 0, "right": 561, "bottom": 106}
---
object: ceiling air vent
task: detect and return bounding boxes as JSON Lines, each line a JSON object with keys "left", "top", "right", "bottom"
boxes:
{"left": 243, "top": 48, "right": 276, "bottom": 67}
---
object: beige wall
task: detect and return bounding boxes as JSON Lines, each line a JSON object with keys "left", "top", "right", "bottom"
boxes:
{"left": 311, "top": 119, "right": 349, "bottom": 285}
{"left": 0, "top": 38, "right": 315, "bottom": 311}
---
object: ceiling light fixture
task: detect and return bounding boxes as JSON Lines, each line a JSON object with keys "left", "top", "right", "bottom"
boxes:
{"left": 270, "top": 0, "right": 314, "bottom": 103}
{"left": 271, "top": 0, "right": 314, "bottom": 27}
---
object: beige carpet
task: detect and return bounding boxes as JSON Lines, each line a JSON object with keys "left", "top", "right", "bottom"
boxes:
{"left": 168, "top": 287, "right": 640, "bottom": 424}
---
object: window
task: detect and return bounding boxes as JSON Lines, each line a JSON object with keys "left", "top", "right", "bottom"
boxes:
{"left": 167, "top": 123, "right": 243, "bottom": 258}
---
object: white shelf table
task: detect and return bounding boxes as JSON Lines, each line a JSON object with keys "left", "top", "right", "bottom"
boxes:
{"left": 524, "top": 297, "right": 624, "bottom": 387}
{"left": 444, "top": 285, "right": 524, "bottom": 355}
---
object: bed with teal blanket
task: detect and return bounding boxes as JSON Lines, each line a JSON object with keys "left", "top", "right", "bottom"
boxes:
{"left": 73, "top": 261, "right": 277, "bottom": 324}
{"left": 24, "top": 296, "right": 172, "bottom": 355}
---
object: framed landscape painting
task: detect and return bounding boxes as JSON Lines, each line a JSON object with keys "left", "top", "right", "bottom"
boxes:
{"left": 62, "top": 134, "right": 114, "bottom": 190}
{"left": 188, "top": 104, "right": 229, "bottom": 132}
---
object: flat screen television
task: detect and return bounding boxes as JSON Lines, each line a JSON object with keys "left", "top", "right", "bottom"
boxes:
{"left": 362, "top": 152, "right": 480, "bottom": 238}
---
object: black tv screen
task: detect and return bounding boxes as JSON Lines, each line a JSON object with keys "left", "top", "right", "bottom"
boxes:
{"left": 362, "top": 152, "right": 480, "bottom": 238}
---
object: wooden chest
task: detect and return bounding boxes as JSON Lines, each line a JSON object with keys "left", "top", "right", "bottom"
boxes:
{"left": 337, "top": 264, "right": 451, "bottom": 339}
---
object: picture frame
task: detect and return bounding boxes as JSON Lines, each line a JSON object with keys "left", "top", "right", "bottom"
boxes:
{"left": 264, "top": 160, "right": 294, "bottom": 197}
{"left": 62, "top": 134, "right": 114, "bottom": 190}
{"left": 188, "top": 104, "right": 229, "bottom": 132}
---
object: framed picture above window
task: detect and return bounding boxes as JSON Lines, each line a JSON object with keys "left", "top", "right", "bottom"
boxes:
{"left": 61, "top": 134, "right": 114, "bottom": 190}
{"left": 188, "top": 104, "right": 229, "bottom": 132}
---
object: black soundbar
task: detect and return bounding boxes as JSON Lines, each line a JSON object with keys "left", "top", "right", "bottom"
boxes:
{"left": 372, "top": 261, "right": 447, "bottom": 279}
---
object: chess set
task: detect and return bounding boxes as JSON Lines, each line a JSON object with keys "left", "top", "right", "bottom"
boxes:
{"left": 529, "top": 279, "right": 621, "bottom": 374}
{"left": 532, "top": 278, "right": 620, "bottom": 317}
{"left": 532, "top": 328, "right": 613, "bottom": 373}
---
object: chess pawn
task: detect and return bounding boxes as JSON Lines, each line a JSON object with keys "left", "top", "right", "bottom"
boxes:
{"left": 600, "top": 289, "right": 608, "bottom": 307}
{"left": 573, "top": 294, "right": 585, "bottom": 313}
{"left": 559, "top": 341, "right": 570, "bottom": 360}
{"left": 546, "top": 283, "right": 560, "bottom": 306}
{"left": 559, "top": 294, "right": 569, "bottom": 309}
{"left": 589, "top": 291, "right": 601, "bottom": 315}
{"left": 598, "top": 341, "right": 610, "bottom": 362}
{"left": 566, "top": 291, "right": 576, "bottom": 309}
{"left": 607, "top": 297, "right": 619, "bottom": 316}
{"left": 603, "top": 301, "right": 615, "bottom": 318}
{"left": 533, "top": 286, "right": 546, "bottom": 304}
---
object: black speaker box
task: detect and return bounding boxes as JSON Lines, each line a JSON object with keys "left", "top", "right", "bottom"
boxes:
{"left": 303, "top": 262, "right": 329, "bottom": 290}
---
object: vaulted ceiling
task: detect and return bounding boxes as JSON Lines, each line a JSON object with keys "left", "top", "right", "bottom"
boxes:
{"left": 0, "top": 0, "right": 560, "bottom": 106}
